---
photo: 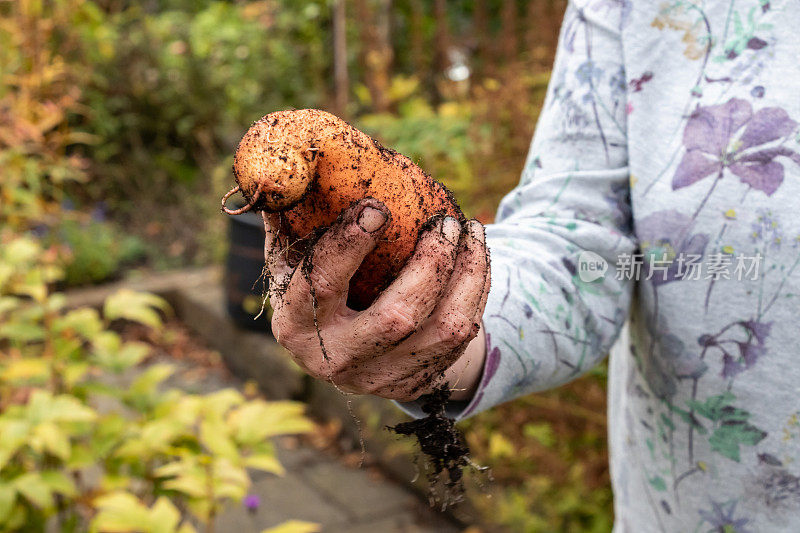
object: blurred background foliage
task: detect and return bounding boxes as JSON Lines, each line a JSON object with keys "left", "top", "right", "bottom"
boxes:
{"left": 1, "top": 0, "right": 615, "bottom": 530}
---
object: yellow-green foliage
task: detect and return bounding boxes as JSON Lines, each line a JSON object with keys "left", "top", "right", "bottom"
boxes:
{"left": 0, "top": 235, "right": 315, "bottom": 532}
{"left": 460, "top": 365, "right": 614, "bottom": 533}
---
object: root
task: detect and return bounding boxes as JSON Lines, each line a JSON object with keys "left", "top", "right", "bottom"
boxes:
{"left": 253, "top": 263, "right": 271, "bottom": 321}
{"left": 221, "top": 183, "right": 264, "bottom": 215}
{"left": 388, "top": 385, "right": 472, "bottom": 507}
{"left": 300, "top": 258, "right": 367, "bottom": 464}
{"left": 302, "top": 261, "right": 331, "bottom": 363}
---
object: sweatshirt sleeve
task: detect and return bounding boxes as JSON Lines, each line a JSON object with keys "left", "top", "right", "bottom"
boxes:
{"left": 460, "top": 0, "right": 635, "bottom": 419}
{"left": 399, "top": 0, "right": 636, "bottom": 420}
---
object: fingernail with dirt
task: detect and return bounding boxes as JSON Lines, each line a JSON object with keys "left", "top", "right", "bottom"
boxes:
{"left": 357, "top": 206, "right": 388, "bottom": 233}
{"left": 442, "top": 216, "right": 461, "bottom": 245}
{"left": 468, "top": 219, "right": 485, "bottom": 243}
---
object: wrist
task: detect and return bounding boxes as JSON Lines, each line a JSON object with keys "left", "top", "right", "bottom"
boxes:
{"left": 443, "top": 324, "right": 487, "bottom": 401}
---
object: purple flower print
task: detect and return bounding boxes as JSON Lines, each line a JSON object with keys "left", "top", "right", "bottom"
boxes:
{"left": 742, "top": 319, "right": 771, "bottom": 344}
{"left": 641, "top": 332, "right": 708, "bottom": 401}
{"left": 673, "top": 98, "right": 800, "bottom": 196}
{"left": 636, "top": 210, "right": 710, "bottom": 285}
{"left": 698, "top": 500, "right": 752, "bottom": 533}
{"left": 750, "top": 208, "right": 784, "bottom": 250}
{"left": 698, "top": 320, "right": 772, "bottom": 379}
{"left": 748, "top": 463, "right": 800, "bottom": 514}
{"left": 482, "top": 338, "right": 502, "bottom": 386}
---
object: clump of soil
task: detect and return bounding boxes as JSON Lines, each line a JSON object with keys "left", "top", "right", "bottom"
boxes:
{"left": 389, "top": 385, "right": 471, "bottom": 503}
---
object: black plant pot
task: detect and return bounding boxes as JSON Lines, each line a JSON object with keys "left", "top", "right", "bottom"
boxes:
{"left": 224, "top": 208, "right": 272, "bottom": 333}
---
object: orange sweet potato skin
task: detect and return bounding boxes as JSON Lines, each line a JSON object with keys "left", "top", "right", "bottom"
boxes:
{"left": 233, "top": 109, "right": 463, "bottom": 310}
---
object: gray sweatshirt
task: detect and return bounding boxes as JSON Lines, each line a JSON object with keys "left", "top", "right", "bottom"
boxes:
{"left": 405, "top": 1, "right": 800, "bottom": 530}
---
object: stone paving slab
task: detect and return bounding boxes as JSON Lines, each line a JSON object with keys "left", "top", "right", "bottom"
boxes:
{"left": 243, "top": 451, "right": 459, "bottom": 531}
{"left": 211, "top": 440, "right": 460, "bottom": 533}
{"left": 240, "top": 473, "right": 350, "bottom": 527}
{"left": 300, "top": 461, "right": 417, "bottom": 522}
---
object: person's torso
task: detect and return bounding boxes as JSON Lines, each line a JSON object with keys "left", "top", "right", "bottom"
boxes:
{"left": 613, "top": 1, "right": 800, "bottom": 530}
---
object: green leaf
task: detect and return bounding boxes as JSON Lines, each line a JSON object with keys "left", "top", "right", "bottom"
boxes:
{"left": 2, "top": 502, "right": 27, "bottom": 531}
{"left": 0, "top": 264, "right": 12, "bottom": 290}
{"left": 117, "top": 342, "right": 151, "bottom": 368}
{"left": 153, "top": 461, "right": 187, "bottom": 479}
{"left": 200, "top": 417, "right": 238, "bottom": 459}
{"left": 54, "top": 336, "right": 83, "bottom": 360}
{"left": 13, "top": 473, "right": 53, "bottom": 509}
{"left": 202, "top": 388, "right": 245, "bottom": 418}
{"left": 210, "top": 458, "right": 249, "bottom": 500}
{"left": 244, "top": 454, "right": 284, "bottom": 475}
{"left": 3, "top": 238, "right": 40, "bottom": 266}
{"left": 177, "top": 524, "right": 198, "bottom": 533}
{"left": 17, "top": 267, "right": 57, "bottom": 301}
{"left": 26, "top": 391, "right": 97, "bottom": 424}
{"left": 163, "top": 476, "right": 208, "bottom": 499}
{"left": 116, "top": 417, "right": 186, "bottom": 459}
{"left": 40, "top": 471, "right": 77, "bottom": 497}
{"left": 709, "top": 422, "right": 767, "bottom": 462}
{"left": 1, "top": 358, "right": 49, "bottom": 382}
{"left": 103, "top": 289, "right": 169, "bottom": 329}
{"left": 92, "top": 330, "right": 122, "bottom": 355}
{"left": 670, "top": 405, "right": 707, "bottom": 435}
{"left": 148, "top": 497, "right": 181, "bottom": 533}
{"left": 157, "top": 459, "right": 208, "bottom": 499}
{"left": 66, "top": 443, "right": 96, "bottom": 469}
{"left": 0, "top": 420, "right": 30, "bottom": 470}
{"left": 688, "top": 392, "right": 736, "bottom": 422}
{"left": 90, "top": 491, "right": 152, "bottom": 532}
{"left": 522, "top": 423, "right": 556, "bottom": 448}
{"left": 54, "top": 307, "right": 103, "bottom": 339}
{"left": 648, "top": 475, "right": 667, "bottom": 492}
{"left": 0, "top": 484, "right": 16, "bottom": 524}
{"left": 63, "top": 361, "right": 90, "bottom": 387}
{"left": 261, "top": 520, "right": 321, "bottom": 533}
{"left": 35, "top": 422, "right": 71, "bottom": 461}
{"left": 99, "top": 474, "right": 132, "bottom": 492}
{"left": 128, "top": 364, "right": 175, "bottom": 398}
{"left": 0, "top": 322, "right": 46, "bottom": 343}
{"left": 230, "top": 401, "right": 313, "bottom": 443}
{"left": 164, "top": 396, "right": 201, "bottom": 426}
{"left": 488, "top": 433, "right": 515, "bottom": 459}
{"left": 0, "top": 296, "right": 21, "bottom": 315}
{"left": 140, "top": 419, "right": 183, "bottom": 450}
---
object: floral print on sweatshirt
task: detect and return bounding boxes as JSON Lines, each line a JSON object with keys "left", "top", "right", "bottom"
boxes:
{"left": 403, "top": 1, "right": 800, "bottom": 531}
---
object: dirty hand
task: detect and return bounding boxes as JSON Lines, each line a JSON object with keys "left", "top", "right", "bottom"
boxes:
{"left": 262, "top": 198, "right": 490, "bottom": 403}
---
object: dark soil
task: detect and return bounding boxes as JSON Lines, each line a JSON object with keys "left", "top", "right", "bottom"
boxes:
{"left": 389, "top": 385, "right": 471, "bottom": 503}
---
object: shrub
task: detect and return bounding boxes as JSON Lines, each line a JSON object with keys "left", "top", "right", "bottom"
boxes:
{"left": 0, "top": 234, "right": 315, "bottom": 532}
{"left": 52, "top": 217, "right": 148, "bottom": 287}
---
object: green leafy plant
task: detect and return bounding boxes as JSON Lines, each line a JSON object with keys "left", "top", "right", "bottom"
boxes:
{"left": 0, "top": 234, "right": 315, "bottom": 532}
{"left": 49, "top": 218, "right": 148, "bottom": 287}
{"left": 71, "top": 1, "right": 332, "bottom": 265}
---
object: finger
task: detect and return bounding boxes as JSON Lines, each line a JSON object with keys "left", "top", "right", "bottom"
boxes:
{"left": 472, "top": 221, "right": 491, "bottom": 324}
{"left": 350, "top": 216, "right": 461, "bottom": 352}
{"left": 281, "top": 198, "right": 391, "bottom": 324}
{"left": 263, "top": 212, "right": 293, "bottom": 289}
{"left": 408, "top": 220, "right": 489, "bottom": 355}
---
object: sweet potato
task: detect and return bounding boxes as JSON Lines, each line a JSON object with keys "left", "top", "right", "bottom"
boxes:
{"left": 223, "top": 109, "right": 464, "bottom": 309}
